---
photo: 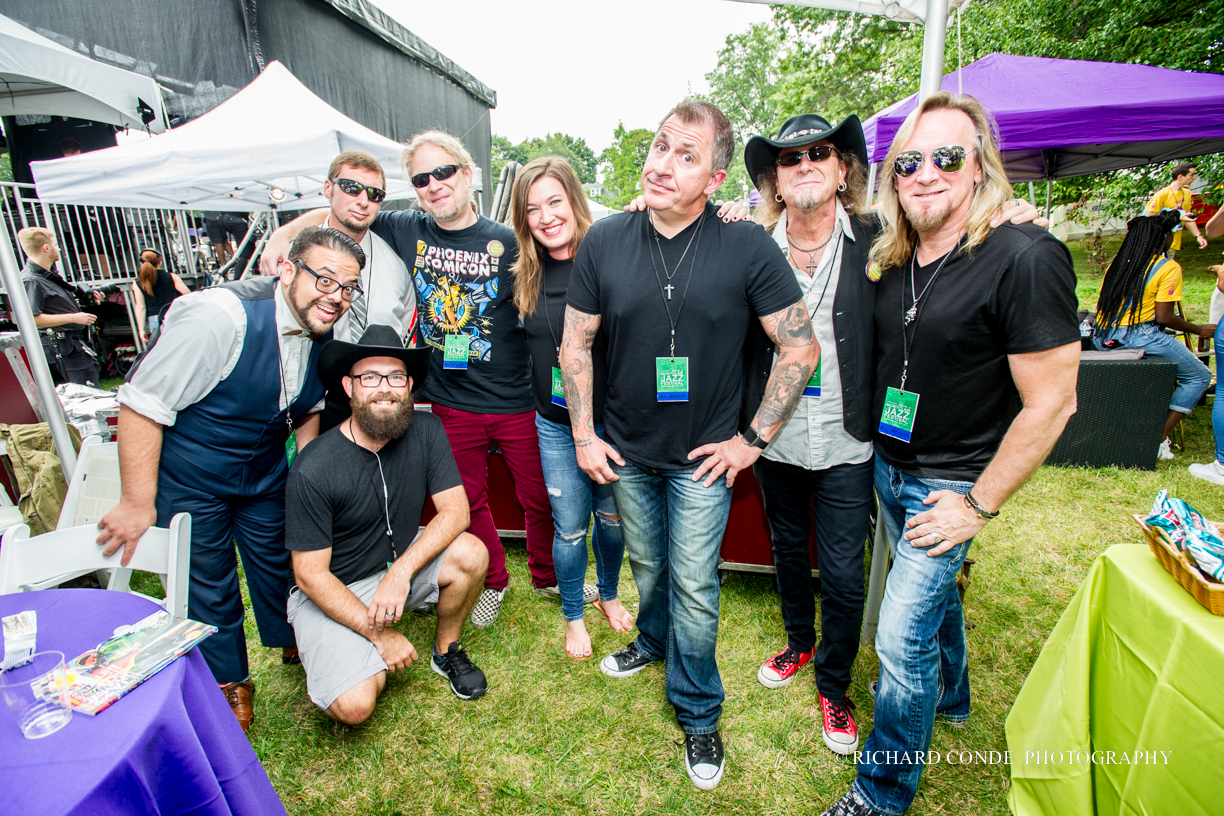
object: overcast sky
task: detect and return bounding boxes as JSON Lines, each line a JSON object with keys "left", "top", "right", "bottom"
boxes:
{"left": 369, "top": 0, "right": 773, "bottom": 153}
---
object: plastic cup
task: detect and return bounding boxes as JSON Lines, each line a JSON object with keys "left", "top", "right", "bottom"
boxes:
{"left": 0, "top": 650, "right": 72, "bottom": 739}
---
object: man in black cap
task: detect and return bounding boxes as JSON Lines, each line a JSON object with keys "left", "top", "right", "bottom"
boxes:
{"left": 740, "top": 114, "right": 1046, "bottom": 763}
{"left": 285, "top": 324, "right": 489, "bottom": 725}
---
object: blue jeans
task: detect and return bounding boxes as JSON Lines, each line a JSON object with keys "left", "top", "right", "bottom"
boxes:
{"left": 611, "top": 458, "right": 733, "bottom": 734}
{"left": 1094, "top": 322, "right": 1212, "bottom": 413}
{"left": 855, "top": 455, "right": 974, "bottom": 815}
{"left": 535, "top": 415, "right": 625, "bottom": 621}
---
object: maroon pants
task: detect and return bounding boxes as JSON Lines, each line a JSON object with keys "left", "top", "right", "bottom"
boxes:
{"left": 431, "top": 405, "right": 556, "bottom": 590}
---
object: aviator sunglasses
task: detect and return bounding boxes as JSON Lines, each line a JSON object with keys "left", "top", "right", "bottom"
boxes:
{"left": 776, "top": 145, "right": 839, "bottom": 167}
{"left": 893, "top": 145, "right": 968, "bottom": 178}
{"left": 411, "top": 164, "right": 461, "bottom": 189}
{"left": 331, "top": 177, "right": 387, "bottom": 203}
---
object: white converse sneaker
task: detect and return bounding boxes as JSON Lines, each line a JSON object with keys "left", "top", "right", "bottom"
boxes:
{"left": 1158, "top": 438, "right": 1175, "bottom": 461}
{"left": 469, "top": 588, "right": 506, "bottom": 629}
{"left": 1189, "top": 460, "right": 1224, "bottom": 485}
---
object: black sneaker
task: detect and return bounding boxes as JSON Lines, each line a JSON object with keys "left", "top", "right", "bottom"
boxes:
{"left": 599, "top": 641, "right": 657, "bottom": 678}
{"left": 684, "top": 730, "right": 725, "bottom": 790}
{"left": 820, "top": 789, "right": 885, "bottom": 816}
{"left": 431, "top": 642, "right": 487, "bottom": 700}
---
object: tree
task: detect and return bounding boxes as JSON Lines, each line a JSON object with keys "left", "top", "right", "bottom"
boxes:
{"left": 598, "top": 123, "right": 654, "bottom": 209}
{"left": 491, "top": 134, "right": 527, "bottom": 184}
{"left": 522, "top": 133, "right": 599, "bottom": 184}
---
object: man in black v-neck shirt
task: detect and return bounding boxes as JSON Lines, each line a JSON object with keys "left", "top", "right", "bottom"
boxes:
{"left": 822, "top": 94, "right": 1079, "bottom": 816}
{"left": 561, "top": 99, "right": 818, "bottom": 791}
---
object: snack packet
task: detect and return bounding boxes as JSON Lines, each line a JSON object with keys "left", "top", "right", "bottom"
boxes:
{"left": 1, "top": 610, "right": 38, "bottom": 670}
{"left": 1145, "top": 490, "right": 1224, "bottom": 581}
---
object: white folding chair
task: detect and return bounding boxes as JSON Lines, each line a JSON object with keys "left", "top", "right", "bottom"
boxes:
{"left": 860, "top": 497, "right": 893, "bottom": 647}
{"left": 58, "top": 435, "right": 128, "bottom": 589}
{"left": 0, "top": 513, "right": 191, "bottom": 619}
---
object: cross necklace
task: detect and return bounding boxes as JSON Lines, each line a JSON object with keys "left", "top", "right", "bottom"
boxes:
{"left": 786, "top": 226, "right": 836, "bottom": 277}
{"left": 650, "top": 211, "right": 700, "bottom": 299}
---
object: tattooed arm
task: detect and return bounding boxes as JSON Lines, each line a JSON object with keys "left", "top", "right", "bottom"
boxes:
{"left": 559, "top": 306, "right": 625, "bottom": 484}
{"left": 688, "top": 300, "right": 819, "bottom": 487}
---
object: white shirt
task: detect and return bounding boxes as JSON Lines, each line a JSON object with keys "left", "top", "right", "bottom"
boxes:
{"left": 762, "top": 202, "right": 874, "bottom": 471}
{"left": 118, "top": 282, "right": 324, "bottom": 425}
{"left": 324, "top": 215, "right": 418, "bottom": 344}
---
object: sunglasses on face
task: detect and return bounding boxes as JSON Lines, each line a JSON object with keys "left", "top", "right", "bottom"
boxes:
{"left": 776, "top": 145, "right": 839, "bottom": 167}
{"left": 893, "top": 145, "right": 968, "bottom": 178}
{"left": 410, "top": 164, "right": 461, "bottom": 189}
{"left": 294, "top": 258, "right": 364, "bottom": 302}
{"left": 349, "top": 372, "right": 409, "bottom": 388}
{"left": 331, "top": 177, "right": 387, "bottom": 203}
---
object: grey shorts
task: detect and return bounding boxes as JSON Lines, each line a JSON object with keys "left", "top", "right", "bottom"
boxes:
{"left": 286, "top": 538, "right": 446, "bottom": 710}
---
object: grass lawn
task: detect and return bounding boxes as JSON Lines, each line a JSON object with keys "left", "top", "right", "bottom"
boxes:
{"left": 136, "top": 237, "right": 1224, "bottom": 815}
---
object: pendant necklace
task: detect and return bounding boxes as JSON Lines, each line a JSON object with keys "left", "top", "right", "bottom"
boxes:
{"left": 906, "top": 242, "right": 958, "bottom": 326}
{"left": 650, "top": 210, "right": 700, "bottom": 300}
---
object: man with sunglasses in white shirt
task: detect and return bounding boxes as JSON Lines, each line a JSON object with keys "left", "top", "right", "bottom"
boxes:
{"left": 819, "top": 93, "right": 1080, "bottom": 816}
{"left": 264, "top": 132, "right": 565, "bottom": 631}
{"left": 315, "top": 151, "right": 418, "bottom": 432}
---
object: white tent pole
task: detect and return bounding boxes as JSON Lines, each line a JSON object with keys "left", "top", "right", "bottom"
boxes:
{"left": 919, "top": 0, "right": 950, "bottom": 101}
{"left": 1028, "top": 181, "right": 1037, "bottom": 206}
{"left": 1045, "top": 180, "right": 1052, "bottom": 219}
{"left": 866, "top": 162, "right": 878, "bottom": 209}
{"left": 0, "top": 230, "right": 78, "bottom": 476}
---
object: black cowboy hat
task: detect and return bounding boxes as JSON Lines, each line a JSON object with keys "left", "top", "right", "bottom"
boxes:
{"left": 744, "top": 113, "right": 868, "bottom": 190}
{"left": 319, "top": 324, "right": 432, "bottom": 393}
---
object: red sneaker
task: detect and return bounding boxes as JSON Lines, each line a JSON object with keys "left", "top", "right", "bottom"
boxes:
{"left": 819, "top": 694, "right": 858, "bottom": 755}
{"left": 756, "top": 645, "right": 814, "bottom": 688}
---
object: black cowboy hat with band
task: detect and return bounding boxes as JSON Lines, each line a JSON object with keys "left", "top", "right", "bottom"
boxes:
{"left": 319, "top": 324, "right": 432, "bottom": 393}
{"left": 744, "top": 113, "right": 868, "bottom": 189}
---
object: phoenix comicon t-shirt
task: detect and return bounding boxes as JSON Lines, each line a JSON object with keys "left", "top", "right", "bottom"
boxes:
{"left": 372, "top": 210, "right": 532, "bottom": 414}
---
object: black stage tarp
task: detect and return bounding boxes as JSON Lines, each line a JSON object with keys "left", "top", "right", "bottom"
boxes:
{"left": 1, "top": 0, "right": 495, "bottom": 207}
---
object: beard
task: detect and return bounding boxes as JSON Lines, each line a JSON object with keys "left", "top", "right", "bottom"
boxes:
{"left": 904, "top": 199, "right": 955, "bottom": 234}
{"left": 335, "top": 210, "right": 373, "bottom": 235}
{"left": 788, "top": 184, "right": 835, "bottom": 213}
{"left": 287, "top": 275, "right": 341, "bottom": 338}
{"left": 351, "top": 388, "right": 414, "bottom": 442}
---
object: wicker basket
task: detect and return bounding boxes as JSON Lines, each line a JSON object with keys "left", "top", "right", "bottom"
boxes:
{"left": 1133, "top": 515, "right": 1224, "bottom": 616}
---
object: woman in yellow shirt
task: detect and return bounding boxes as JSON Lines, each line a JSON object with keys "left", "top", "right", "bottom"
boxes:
{"left": 1093, "top": 209, "right": 1215, "bottom": 459}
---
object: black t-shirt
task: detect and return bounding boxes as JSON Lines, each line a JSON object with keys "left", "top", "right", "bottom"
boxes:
{"left": 567, "top": 203, "right": 802, "bottom": 469}
{"left": 871, "top": 223, "right": 1080, "bottom": 481}
{"left": 142, "top": 269, "right": 180, "bottom": 318}
{"left": 285, "top": 410, "right": 464, "bottom": 588}
{"left": 522, "top": 254, "right": 607, "bottom": 426}
{"left": 371, "top": 211, "right": 532, "bottom": 414}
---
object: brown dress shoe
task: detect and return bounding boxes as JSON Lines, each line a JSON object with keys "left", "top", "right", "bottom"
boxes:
{"left": 282, "top": 646, "right": 301, "bottom": 665}
{"left": 221, "top": 680, "right": 255, "bottom": 732}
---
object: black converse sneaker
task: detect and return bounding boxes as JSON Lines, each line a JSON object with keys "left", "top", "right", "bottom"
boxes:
{"left": 820, "top": 789, "right": 886, "bottom": 816}
{"left": 684, "top": 730, "right": 725, "bottom": 790}
{"left": 431, "top": 642, "right": 488, "bottom": 700}
{"left": 599, "top": 641, "right": 658, "bottom": 678}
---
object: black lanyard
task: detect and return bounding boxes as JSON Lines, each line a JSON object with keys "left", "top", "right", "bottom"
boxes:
{"left": 647, "top": 210, "right": 706, "bottom": 358}
{"left": 899, "top": 238, "right": 960, "bottom": 391}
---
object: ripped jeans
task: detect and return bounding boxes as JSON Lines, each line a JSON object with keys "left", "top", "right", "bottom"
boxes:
{"left": 535, "top": 415, "right": 626, "bottom": 621}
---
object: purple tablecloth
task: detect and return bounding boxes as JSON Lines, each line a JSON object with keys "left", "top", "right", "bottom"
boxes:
{"left": 0, "top": 589, "right": 286, "bottom": 816}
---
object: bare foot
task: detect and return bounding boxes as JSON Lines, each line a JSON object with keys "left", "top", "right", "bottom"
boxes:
{"left": 592, "top": 598, "right": 635, "bottom": 634}
{"left": 565, "top": 618, "right": 592, "bottom": 660}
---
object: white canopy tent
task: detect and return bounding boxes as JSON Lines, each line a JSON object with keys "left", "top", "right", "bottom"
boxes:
{"left": 0, "top": 13, "right": 167, "bottom": 133}
{"left": 31, "top": 61, "right": 481, "bottom": 212}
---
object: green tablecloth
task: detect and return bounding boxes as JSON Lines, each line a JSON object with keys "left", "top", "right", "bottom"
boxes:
{"left": 1006, "top": 544, "right": 1224, "bottom": 815}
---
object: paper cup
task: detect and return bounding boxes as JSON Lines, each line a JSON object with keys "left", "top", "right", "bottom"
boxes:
{"left": 0, "top": 650, "right": 72, "bottom": 739}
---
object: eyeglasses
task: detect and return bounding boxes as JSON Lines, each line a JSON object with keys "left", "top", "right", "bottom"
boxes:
{"left": 348, "top": 372, "right": 409, "bottom": 388}
{"left": 776, "top": 145, "right": 839, "bottom": 167}
{"left": 893, "top": 145, "right": 968, "bottom": 178}
{"left": 410, "top": 164, "right": 461, "bottom": 189}
{"left": 331, "top": 177, "right": 387, "bottom": 203}
{"left": 294, "top": 259, "right": 364, "bottom": 301}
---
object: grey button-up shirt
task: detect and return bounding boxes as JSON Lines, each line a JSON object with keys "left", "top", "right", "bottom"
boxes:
{"left": 761, "top": 203, "right": 873, "bottom": 471}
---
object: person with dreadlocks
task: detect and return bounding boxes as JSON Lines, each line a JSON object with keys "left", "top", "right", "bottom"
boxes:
{"left": 1092, "top": 209, "right": 1215, "bottom": 461}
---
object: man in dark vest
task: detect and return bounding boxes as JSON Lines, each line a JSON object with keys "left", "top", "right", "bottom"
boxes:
{"left": 96, "top": 226, "right": 365, "bottom": 732}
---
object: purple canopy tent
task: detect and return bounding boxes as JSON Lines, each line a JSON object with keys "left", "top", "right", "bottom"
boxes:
{"left": 863, "top": 53, "right": 1224, "bottom": 182}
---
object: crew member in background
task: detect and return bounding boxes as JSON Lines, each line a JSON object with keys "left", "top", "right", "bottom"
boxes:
{"left": 1146, "top": 162, "right": 1207, "bottom": 257}
{"left": 96, "top": 226, "right": 363, "bottom": 733}
{"left": 131, "top": 248, "right": 190, "bottom": 343}
{"left": 17, "top": 226, "right": 103, "bottom": 386}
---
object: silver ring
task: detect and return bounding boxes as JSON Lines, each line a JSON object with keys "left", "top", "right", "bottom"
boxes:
{"left": 931, "top": 533, "right": 943, "bottom": 544}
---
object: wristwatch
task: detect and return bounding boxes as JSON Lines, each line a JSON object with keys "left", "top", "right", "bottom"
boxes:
{"left": 742, "top": 425, "right": 769, "bottom": 450}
